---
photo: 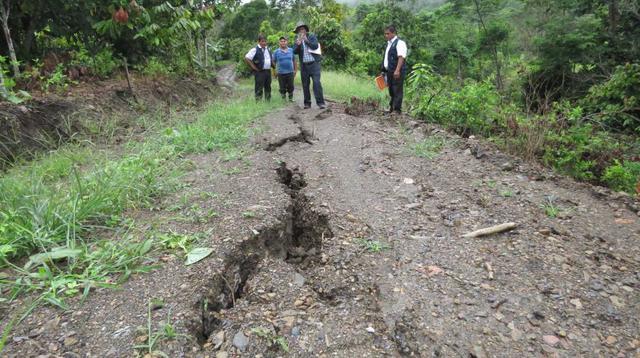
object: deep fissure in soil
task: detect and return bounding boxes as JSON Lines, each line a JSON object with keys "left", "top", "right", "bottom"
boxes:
{"left": 191, "top": 162, "right": 332, "bottom": 344}
{"left": 265, "top": 115, "right": 315, "bottom": 151}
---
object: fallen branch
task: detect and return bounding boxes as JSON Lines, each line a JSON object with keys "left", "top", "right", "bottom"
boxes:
{"left": 462, "top": 222, "right": 517, "bottom": 238}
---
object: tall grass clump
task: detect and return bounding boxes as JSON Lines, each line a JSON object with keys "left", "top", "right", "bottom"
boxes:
{"left": 320, "top": 71, "right": 387, "bottom": 105}
{"left": 168, "top": 97, "right": 283, "bottom": 155}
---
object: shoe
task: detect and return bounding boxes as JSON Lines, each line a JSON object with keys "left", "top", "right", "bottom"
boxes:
{"left": 318, "top": 104, "right": 326, "bottom": 109}
{"left": 303, "top": 105, "right": 311, "bottom": 109}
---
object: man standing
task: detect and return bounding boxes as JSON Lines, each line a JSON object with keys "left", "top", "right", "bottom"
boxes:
{"left": 273, "top": 36, "right": 297, "bottom": 101}
{"left": 293, "top": 21, "right": 326, "bottom": 109}
{"left": 244, "top": 34, "right": 273, "bottom": 101}
{"left": 381, "top": 25, "right": 407, "bottom": 114}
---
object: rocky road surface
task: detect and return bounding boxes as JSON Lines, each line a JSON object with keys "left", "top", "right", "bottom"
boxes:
{"left": 3, "top": 98, "right": 639, "bottom": 358}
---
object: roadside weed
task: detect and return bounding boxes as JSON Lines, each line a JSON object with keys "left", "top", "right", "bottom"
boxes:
{"left": 499, "top": 189, "right": 514, "bottom": 197}
{"left": 134, "top": 299, "right": 180, "bottom": 357}
{"left": 356, "top": 238, "right": 390, "bottom": 253}
{"left": 242, "top": 211, "right": 256, "bottom": 219}
{"left": 541, "top": 195, "right": 561, "bottom": 218}
{"left": 156, "top": 231, "right": 197, "bottom": 256}
{"left": 410, "top": 135, "right": 447, "bottom": 159}
{"left": 251, "top": 327, "right": 290, "bottom": 352}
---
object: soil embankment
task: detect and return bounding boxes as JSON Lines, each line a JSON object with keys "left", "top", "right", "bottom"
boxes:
{"left": 0, "top": 72, "right": 224, "bottom": 167}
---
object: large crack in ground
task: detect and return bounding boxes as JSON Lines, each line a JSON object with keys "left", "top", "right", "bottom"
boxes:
{"left": 190, "top": 162, "right": 332, "bottom": 344}
{"left": 264, "top": 114, "right": 315, "bottom": 151}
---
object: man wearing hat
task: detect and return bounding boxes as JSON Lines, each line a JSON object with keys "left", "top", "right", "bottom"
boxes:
{"left": 244, "top": 34, "right": 273, "bottom": 101}
{"left": 273, "top": 36, "right": 297, "bottom": 101}
{"left": 293, "top": 21, "right": 326, "bottom": 109}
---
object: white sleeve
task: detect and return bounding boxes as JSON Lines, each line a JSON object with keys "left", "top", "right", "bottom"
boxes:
{"left": 245, "top": 47, "right": 256, "bottom": 60}
{"left": 397, "top": 40, "right": 407, "bottom": 59}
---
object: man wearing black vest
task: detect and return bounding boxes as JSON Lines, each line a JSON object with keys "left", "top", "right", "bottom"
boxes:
{"left": 293, "top": 21, "right": 326, "bottom": 109}
{"left": 381, "top": 25, "right": 407, "bottom": 114}
{"left": 244, "top": 34, "right": 273, "bottom": 101}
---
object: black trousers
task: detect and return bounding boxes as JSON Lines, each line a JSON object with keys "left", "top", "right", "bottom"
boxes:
{"left": 387, "top": 73, "right": 405, "bottom": 113}
{"left": 254, "top": 69, "right": 271, "bottom": 101}
{"left": 277, "top": 72, "right": 294, "bottom": 100}
{"left": 300, "top": 61, "right": 325, "bottom": 107}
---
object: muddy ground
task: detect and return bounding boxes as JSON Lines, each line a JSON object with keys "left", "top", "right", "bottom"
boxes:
{"left": 2, "top": 86, "right": 640, "bottom": 357}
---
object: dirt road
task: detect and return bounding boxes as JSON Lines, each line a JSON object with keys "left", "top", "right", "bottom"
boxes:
{"left": 4, "top": 99, "right": 639, "bottom": 357}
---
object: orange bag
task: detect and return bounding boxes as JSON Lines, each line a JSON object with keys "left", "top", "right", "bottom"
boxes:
{"left": 375, "top": 75, "right": 387, "bottom": 90}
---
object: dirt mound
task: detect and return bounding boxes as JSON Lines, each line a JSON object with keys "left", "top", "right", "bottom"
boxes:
{"left": 344, "top": 96, "right": 379, "bottom": 116}
{"left": 0, "top": 101, "right": 74, "bottom": 164}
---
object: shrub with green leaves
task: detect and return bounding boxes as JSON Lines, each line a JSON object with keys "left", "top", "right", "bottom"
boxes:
{"left": 407, "top": 63, "right": 501, "bottom": 136}
{"left": 602, "top": 160, "right": 640, "bottom": 194}
{"left": 580, "top": 63, "right": 640, "bottom": 134}
{"left": 141, "top": 57, "right": 172, "bottom": 77}
{"left": 542, "top": 124, "right": 622, "bottom": 182}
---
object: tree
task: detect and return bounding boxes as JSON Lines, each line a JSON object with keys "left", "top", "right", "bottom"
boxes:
{"left": 0, "top": 0, "right": 19, "bottom": 76}
{"left": 222, "top": 0, "right": 271, "bottom": 40}
{"left": 471, "top": 0, "right": 506, "bottom": 90}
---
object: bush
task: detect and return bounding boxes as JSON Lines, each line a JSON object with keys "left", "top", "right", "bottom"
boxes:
{"left": 542, "top": 124, "right": 622, "bottom": 182}
{"left": 141, "top": 57, "right": 171, "bottom": 77}
{"left": 347, "top": 49, "right": 379, "bottom": 76}
{"left": 407, "top": 64, "right": 501, "bottom": 136}
{"left": 91, "top": 47, "right": 119, "bottom": 78}
{"left": 602, "top": 160, "right": 640, "bottom": 194}
{"left": 580, "top": 63, "right": 640, "bottom": 133}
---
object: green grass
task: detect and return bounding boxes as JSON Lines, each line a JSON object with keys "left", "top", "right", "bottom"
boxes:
{"left": 318, "top": 71, "right": 387, "bottom": 104}
{"left": 0, "top": 92, "right": 286, "bottom": 345}
{"left": 409, "top": 135, "right": 447, "bottom": 159}
{"left": 356, "top": 238, "right": 390, "bottom": 253}
{"left": 541, "top": 195, "right": 560, "bottom": 218}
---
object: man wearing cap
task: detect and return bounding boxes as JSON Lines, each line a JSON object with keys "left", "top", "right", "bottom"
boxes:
{"left": 245, "top": 34, "right": 273, "bottom": 101}
{"left": 273, "top": 36, "right": 297, "bottom": 101}
{"left": 381, "top": 25, "right": 407, "bottom": 114}
{"left": 293, "top": 21, "right": 326, "bottom": 109}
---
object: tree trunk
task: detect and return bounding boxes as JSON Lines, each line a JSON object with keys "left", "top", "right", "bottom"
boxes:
{"left": 22, "top": 15, "right": 38, "bottom": 60}
{"left": 203, "top": 32, "right": 208, "bottom": 67}
{"left": 0, "top": 0, "right": 19, "bottom": 77}
{"left": 0, "top": 64, "right": 9, "bottom": 99}
{"left": 473, "top": 0, "right": 503, "bottom": 91}
{"left": 609, "top": 0, "right": 619, "bottom": 34}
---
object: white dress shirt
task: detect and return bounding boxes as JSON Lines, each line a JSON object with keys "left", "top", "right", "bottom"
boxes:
{"left": 383, "top": 36, "right": 407, "bottom": 71}
{"left": 245, "top": 46, "right": 272, "bottom": 70}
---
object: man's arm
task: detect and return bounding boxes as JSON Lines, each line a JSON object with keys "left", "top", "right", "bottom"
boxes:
{"left": 394, "top": 57, "right": 405, "bottom": 79}
{"left": 244, "top": 48, "right": 259, "bottom": 72}
{"left": 394, "top": 40, "right": 407, "bottom": 79}
{"left": 293, "top": 57, "right": 298, "bottom": 73}
{"left": 306, "top": 34, "right": 319, "bottom": 50}
{"left": 244, "top": 57, "right": 259, "bottom": 72}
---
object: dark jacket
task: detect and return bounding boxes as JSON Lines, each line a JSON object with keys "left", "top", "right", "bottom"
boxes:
{"left": 252, "top": 46, "right": 272, "bottom": 70}
{"left": 293, "top": 33, "right": 322, "bottom": 63}
{"left": 382, "top": 38, "right": 407, "bottom": 74}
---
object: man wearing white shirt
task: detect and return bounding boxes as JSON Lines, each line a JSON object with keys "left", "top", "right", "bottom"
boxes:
{"left": 381, "top": 25, "right": 407, "bottom": 114}
{"left": 245, "top": 34, "right": 273, "bottom": 101}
